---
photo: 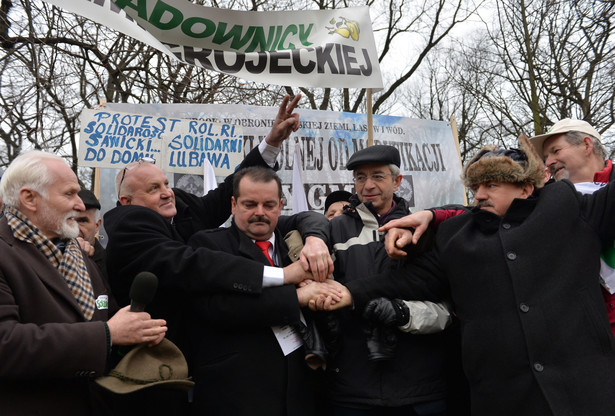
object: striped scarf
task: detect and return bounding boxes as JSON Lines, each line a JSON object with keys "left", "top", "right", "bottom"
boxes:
{"left": 5, "top": 206, "right": 96, "bottom": 320}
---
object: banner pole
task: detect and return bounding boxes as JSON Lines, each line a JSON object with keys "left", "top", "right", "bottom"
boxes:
{"left": 449, "top": 115, "right": 467, "bottom": 205}
{"left": 93, "top": 168, "right": 101, "bottom": 199}
{"left": 367, "top": 88, "right": 374, "bottom": 147}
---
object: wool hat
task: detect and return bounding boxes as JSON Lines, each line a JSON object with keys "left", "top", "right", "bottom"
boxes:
{"left": 346, "top": 145, "right": 401, "bottom": 170}
{"left": 95, "top": 338, "right": 194, "bottom": 394}
{"left": 78, "top": 189, "right": 101, "bottom": 210}
{"left": 463, "top": 134, "right": 545, "bottom": 190}
{"left": 324, "top": 190, "right": 352, "bottom": 213}
{"left": 529, "top": 118, "right": 601, "bottom": 157}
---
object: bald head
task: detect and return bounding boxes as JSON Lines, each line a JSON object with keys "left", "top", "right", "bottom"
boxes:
{"left": 116, "top": 161, "right": 177, "bottom": 220}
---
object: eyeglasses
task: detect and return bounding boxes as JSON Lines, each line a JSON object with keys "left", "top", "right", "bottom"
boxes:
{"left": 117, "top": 157, "right": 156, "bottom": 200}
{"left": 354, "top": 173, "right": 394, "bottom": 184}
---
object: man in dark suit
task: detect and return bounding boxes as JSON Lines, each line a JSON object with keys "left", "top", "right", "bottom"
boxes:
{"left": 0, "top": 151, "right": 167, "bottom": 416}
{"left": 104, "top": 95, "right": 333, "bottom": 356}
{"left": 187, "top": 166, "right": 341, "bottom": 416}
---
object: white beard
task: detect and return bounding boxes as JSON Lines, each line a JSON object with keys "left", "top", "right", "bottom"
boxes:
{"left": 39, "top": 201, "right": 80, "bottom": 239}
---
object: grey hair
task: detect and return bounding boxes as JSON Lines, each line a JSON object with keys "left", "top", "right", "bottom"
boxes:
{"left": 389, "top": 163, "right": 401, "bottom": 177}
{"left": 565, "top": 131, "right": 607, "bottom": 160}
{"left": 0, "top": 151, "right": 65, "bottom": 208}
{"left": 91, "top": 208, "right": 101, "bottom": 222}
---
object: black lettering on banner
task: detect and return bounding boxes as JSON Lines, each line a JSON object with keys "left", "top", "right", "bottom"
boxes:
{"left": 182, "top": 46, "right": 215, "bottom": 70}
{"left": 270, "top": 51, "right": 292, "bottom": 74}
{"left": 334, "top": 43, "right": 345, "bottom": 74}
{"left": 404, "top": 143, "right": 419, "bottom": 171}
{"left": 245, "top": 52, "right": 268, "bottom": 73}
{"left": 359, "top": 48, "right": 373, "bottom": 76}
{"left": 292, "top": 48, "right": 316, "bottom": 74}
{"left": 342, "top": 44, "right": 360, "bottom": 75}
{"left": 316, "top": 43, "right": 338, "bottom": 74}
{"left": 214, "top": 50, "right": 244, "bottom": 72}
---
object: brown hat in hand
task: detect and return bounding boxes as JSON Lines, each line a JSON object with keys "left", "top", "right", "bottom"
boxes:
{"left": 95, "top": 338, "right": 194, "bottom": 394}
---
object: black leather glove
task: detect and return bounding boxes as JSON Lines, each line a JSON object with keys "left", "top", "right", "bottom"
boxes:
{"left": 364, "top": 324, "right": 398, "bottom": 361}
{"left": 292, "top": 319, "right": 328, "bottom": 370}
{"left": 363, "top": 297, "right": 410, "bottom": 327}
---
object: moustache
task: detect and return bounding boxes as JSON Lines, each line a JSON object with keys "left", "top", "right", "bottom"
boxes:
{"left": 476, "top": 201, "right": 493, "bottom": 209}
{"left": 65, "top": 211, "right": 81, "bottom": 220}
{"left": 249, "top": 216, "right": 271, "bottom": 224}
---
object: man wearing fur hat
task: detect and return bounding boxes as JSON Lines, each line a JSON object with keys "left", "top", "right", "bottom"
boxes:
{"left": 315, "top": 136, "right": 615, "bottom": 416}
{"left": 529, "top": 119, "right": 615, "bottom": 336}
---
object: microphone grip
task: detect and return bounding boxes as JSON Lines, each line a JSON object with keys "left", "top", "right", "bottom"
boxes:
{"left": 130, "top": 301, "right": 147, "bottom": 313}
{"left": 128, "top": 271, "right": 158, "bottom": 313}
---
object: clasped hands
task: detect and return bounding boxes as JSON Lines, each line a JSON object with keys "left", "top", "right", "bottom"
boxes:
{"left": 305, "top": 211, "right": 434, "bottom": 311}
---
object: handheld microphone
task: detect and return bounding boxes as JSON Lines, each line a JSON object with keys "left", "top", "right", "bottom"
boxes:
{"left": 129, "top": 272, "right": 158, "bottom": 312}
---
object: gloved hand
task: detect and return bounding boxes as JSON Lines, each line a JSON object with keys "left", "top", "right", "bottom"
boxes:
{"left": 363, "top": 297, "right": 409, "bottom": 327}
{"left": 292, "top": 319, "right": 328, "bottom": 370}
{"left": 364, "top": 324, "right": 398, "bottom": 361}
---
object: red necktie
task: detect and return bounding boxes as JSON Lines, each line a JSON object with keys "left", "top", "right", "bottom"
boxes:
{"left": 255, "top": 240, "right": 274, "bottom": 266}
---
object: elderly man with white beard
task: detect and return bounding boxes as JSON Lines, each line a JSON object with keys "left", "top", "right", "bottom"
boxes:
{"left": 0, "top": 151, "right": 168, "bottom": 416}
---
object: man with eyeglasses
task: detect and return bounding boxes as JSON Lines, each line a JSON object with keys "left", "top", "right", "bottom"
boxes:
{"left": 103, "top": 95, "right": 332, "bottom": 405}
{"left": 324, "top": 145, "right": 453, "bottom": 415}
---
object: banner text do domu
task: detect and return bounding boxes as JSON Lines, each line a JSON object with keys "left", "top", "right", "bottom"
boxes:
{"left": 79, "top": 109, "right": 244, "bottom": 175}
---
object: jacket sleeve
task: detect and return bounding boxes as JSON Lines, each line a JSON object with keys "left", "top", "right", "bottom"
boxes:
{"left": 347, "top": 248, "right": 449, "bottom": 311}
{"left": 277, "top": 210, "right": 330, "bottom": 246}
{"left": 104, "top": 206, "right": 266, "bottom": 307}
{"left": 187, "top": 228, "right": 301, "bottom": 327}
{"left": 430, "top": 205, "right": 469, "bottom": 229}
{"left": 193, "top": 285, "right": 301, "bottom": 328}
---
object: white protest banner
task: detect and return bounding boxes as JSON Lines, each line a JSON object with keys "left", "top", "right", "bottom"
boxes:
{"left": 44, "top": 0, "right": 383, "bottom": 89}
{"left": 79, "top": 108, "right": 243, "bottom": 175}
{"left": 101, "top": 102, "right": 466, "bottom": 212}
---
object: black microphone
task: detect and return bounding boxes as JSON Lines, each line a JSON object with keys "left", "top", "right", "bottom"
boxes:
{"left": 129, "top": 272, "right": 158, "bottom": 312}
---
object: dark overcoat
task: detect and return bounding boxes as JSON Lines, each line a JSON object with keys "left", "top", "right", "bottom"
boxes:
{"left": 0, "top": 218, "right": 112, "bottom": 416}
{"left": 349, "top": 179, "right": 615, "bottom": 416}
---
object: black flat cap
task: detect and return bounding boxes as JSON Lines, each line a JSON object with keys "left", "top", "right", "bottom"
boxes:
{"left": 79, "top": 189, "right": 101, "bottom": 210}
{"left": 346, "top": 145, "right": 400, "bottom": 170}
{"left": 324, "top": 190, "right": 352, "bottom": 213}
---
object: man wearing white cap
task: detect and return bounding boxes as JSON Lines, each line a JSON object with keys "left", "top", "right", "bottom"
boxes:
{"left": 529, "top": 119, "right": 615, "bottom": 336}
{"left": 529, "top": 118, "right": 605, "bottom": 183}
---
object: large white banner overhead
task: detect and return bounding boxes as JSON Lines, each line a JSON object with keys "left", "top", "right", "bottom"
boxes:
{"left": 95, "top": 103, "right": 465, "bottom": 212}
{"left": 44, "top": 0, "right": 383, "bottom": 89}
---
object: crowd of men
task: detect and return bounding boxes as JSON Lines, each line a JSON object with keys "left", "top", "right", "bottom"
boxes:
{"left": 1, "top": 93, "right": 614, "bottom": 416}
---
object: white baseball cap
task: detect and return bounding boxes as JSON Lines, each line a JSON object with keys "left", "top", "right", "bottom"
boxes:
{"left": 529, "top": 118, "right": 601, "bottom": 158}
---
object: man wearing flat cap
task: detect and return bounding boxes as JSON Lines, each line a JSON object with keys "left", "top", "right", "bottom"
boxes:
{"left": 318, "top": 135, "right": 615, "bottom": 416}
{"left": 77, "top": 188, "right": 108, "bottom": 282}
{"left": 529, "top": 119, "right": 615, "bottom": 336}
{"left": 324, "top": 145, "right": 453, "bottom": 415}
